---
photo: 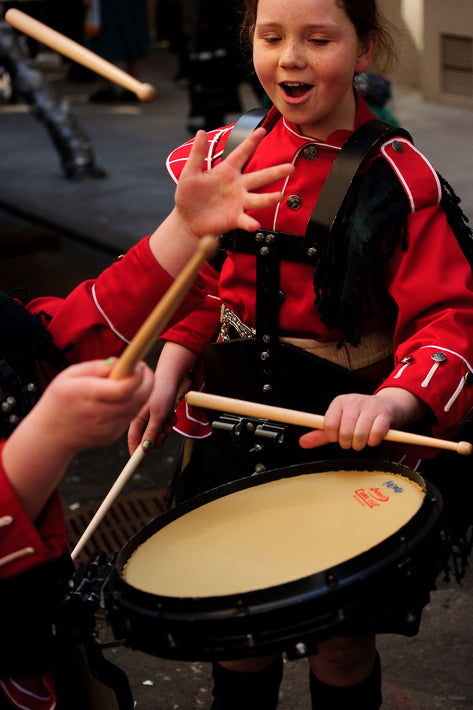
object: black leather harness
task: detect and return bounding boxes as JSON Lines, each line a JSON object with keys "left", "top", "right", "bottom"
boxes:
{"left": 213, "top": 111, "right": 411, "bottom": 405}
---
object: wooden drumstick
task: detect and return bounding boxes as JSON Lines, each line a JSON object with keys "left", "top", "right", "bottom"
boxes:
{"left": 5, "top": 8, "right": 156, "bottom": 102}
{"left": 71, "top": 445, "right": 145, "bottom": 561}
{"left": 70, "top": 236, "right": 218, "bottom": 562}
{"left": 185, "top": 391, "right": 473, "bottom": 456}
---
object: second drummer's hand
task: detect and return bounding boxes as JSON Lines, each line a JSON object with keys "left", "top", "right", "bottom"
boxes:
{"left": 298, "top": 388, "right": 428, "bottom": 451}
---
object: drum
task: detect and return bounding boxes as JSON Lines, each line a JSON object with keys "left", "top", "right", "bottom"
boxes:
{"left": 105, "top": 459, "right": 447, "bottom": 661}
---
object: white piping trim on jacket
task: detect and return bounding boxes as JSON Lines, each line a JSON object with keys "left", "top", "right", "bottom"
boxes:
{"left": 0, "top": 678, "right": 56, "bottom": 710}
{"left": 0, "top": 547, "right": 35, "bottom": 570}
{"left": 92, "top": 284, "right": 131, "bottom": 345}
{"left": 380, "top": 138, "right": 442, "bottom": 212}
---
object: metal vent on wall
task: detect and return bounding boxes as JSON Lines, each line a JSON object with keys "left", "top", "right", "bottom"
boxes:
{"left": 441, "top": 34, "right": 473, "bottom": 96}
{"left": 66, "top": 487, "right": 170, "bottom": 566}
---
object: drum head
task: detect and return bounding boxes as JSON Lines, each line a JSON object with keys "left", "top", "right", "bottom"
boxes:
{"left": 105, "top": 459, "right": 446, "bottom": 661}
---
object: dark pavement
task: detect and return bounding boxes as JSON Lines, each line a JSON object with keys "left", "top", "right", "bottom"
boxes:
{"left": 1, "top": 41, "right": 473, "bottom": 709}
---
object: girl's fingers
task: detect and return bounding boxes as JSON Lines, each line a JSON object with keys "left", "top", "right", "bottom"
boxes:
{"left": 224, "top": 127, "right": 267, "bottom": 168}
{"left": 243, "top": 163, "right": 294, "bottom": 191}
{"left": 244, "top": 191, "right": 285, "bottom": 211}
{"left": 299, "top": 429, "right": 329, "bottom": 449}
{"left": 237, "top": 214, "right": 263, "bottom": 232}
{"left": 181, "top": 130, "right": 209, "bottom": 174}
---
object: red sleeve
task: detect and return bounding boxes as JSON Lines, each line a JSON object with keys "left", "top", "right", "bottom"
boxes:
{"left": 27, "top": 236, "right": 209, "bottom": 363}
{"left": 162, "top": 261, "right": 221, "bottom": 354}
{"left": 0, "top": 441, "right": 68, "bottom": 580}
{"left": 378, "top": 205, "right": 473, "bottom": 436}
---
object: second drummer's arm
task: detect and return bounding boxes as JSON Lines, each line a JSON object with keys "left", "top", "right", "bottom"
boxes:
{"left": 31, "top": 128, "right": 293, "bottom": 365}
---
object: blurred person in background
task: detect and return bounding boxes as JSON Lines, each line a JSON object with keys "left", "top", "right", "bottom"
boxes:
{"left": 87, "top": 0, "right": 150, "bottom": 103}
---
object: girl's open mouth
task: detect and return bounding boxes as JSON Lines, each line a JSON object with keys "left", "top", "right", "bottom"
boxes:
{"left": 280, "top": 82, "right": 313, "bottom": 100}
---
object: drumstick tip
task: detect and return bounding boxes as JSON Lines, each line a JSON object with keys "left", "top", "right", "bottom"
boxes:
{"left": 457, "top": 441, "right": 472, "bottom": 456}
{"left": 198, "top": 235, "right": 219, "bottom": 260}
{"left": 137, "top": 83, "right": 157, "bottom": 102}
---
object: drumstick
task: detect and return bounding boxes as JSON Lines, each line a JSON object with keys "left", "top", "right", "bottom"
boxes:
{"left": 70, "top": 236, "right": 218, "bottom": 562}
{"left": 185, "top": 391, "right": 473, "bottom": 456}
{"left": 71, "top": 445, "right": 145, "bottom": 561}
{"left": 5, "top": 8, "right": 156, "bottom": 102}
{"left": 109, "top": 235, "right": 218, "bottom": 379}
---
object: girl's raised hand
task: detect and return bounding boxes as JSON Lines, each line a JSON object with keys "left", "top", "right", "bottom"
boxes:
{"left": 175, "top": 127, "right": 295, "bottom": 237}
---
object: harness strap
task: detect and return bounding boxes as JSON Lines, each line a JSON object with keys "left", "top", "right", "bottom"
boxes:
{"left": 221, "top": 107, "right": 269, "bottom": 160}
{"left": 220, "top": 229, "right": 315, "bottom": 264}
{"left": 306, "top": 119, "right": 412, "bottom": 248}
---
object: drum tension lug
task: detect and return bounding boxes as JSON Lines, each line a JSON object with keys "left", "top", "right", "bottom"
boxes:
{"left": 211, "top": 413, "right": 287, "bottom": 446}
{"left": 325, "top": 571, "right": 338, "bottom": 588}
{"left": 211, "top": 413, "right": 245, "bottom": 436}
{"left": 254, "top": 422, "right": 286, "bottom": 445}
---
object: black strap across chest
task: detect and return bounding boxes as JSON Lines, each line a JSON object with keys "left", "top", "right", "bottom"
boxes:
{"left": 220, "top": 113, "right": 411, "bottom": 261}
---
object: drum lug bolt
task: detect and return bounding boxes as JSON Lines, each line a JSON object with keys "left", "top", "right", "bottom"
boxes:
{"left": 326, "top": 572, "right": 338, "bottom": 588}
{"left": 246, "top": 633, "right": 256, "bottom": 648}
{"left": 235, "top": 599, "right": 248, "bottom": 615}
{"left": 1, "top": 396, "right": 16, "bottom": 412}
{"left": 253, "top": 463, "right": 266, "bottom": 474}
{"left": 251, "top": 443, "right": 264, "bottom": 453}
{"left": 294, "top": 642, "right": 308, "bottom": 657}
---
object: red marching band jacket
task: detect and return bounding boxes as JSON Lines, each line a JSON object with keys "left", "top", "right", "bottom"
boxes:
{"left": 0, "top": 236, "right": 208, "bottom": 708}
{"left": 164, "top": 98, "right": 473, "bottom": 457}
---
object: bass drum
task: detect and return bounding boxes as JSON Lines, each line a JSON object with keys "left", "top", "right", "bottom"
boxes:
{"left": 105, "top": 459, "right": 447, "bottom": 661}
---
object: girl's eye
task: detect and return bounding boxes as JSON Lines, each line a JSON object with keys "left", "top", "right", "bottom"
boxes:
{"left": 264, "top": 36, "right": 282, "bottom": 43}
{"left": 309, "top": 38, "right": 330, "bottom": 45}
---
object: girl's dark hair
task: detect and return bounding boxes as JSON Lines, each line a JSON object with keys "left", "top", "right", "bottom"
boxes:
{"left": 240, "top": 0, "right": 397, "bottom": 71}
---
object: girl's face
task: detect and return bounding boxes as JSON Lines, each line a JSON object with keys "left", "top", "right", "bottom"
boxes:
{"left": 253, "top": 0, "right": 377, "bottom": 139}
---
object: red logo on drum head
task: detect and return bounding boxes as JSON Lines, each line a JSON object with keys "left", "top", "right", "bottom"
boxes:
{"left": 354, "top": 487, "right": 390, "bottom": 508}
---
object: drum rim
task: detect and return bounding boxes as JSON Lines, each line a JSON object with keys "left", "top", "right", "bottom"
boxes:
{"left": 112, "top": 458, "right": 440, "bottom": 608}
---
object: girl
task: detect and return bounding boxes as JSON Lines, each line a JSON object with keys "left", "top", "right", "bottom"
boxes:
{"left": 129, "top": 0, "right": 473, "bottom": 708}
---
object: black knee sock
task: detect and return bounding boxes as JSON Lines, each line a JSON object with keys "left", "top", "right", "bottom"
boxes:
{"left": 309, "top": 652, "right": 382, "bottom": 710}
{"left": 210, "top": 656, "right": 284, "bottom": 710}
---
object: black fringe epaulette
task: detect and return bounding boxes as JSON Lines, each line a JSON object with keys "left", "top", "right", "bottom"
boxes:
{"left": 0, "top": 289, "right": 69, "bottom": 436}
{"left": 312, "top": 159, "right": 473, "bottom": 348}
{"left": 438, "top": 173, "right": 473, "bottom": 271}
{"left": 312, "top": 156, "right": 410, "bottom": 346}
